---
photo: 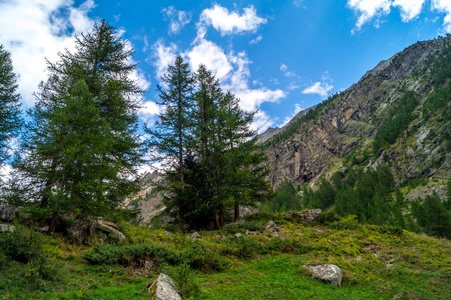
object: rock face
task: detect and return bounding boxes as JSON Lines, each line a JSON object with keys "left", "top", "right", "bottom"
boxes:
{"left": 149, "top": 273, "right": 182, "bottom": 300}
{"left": 304, "top": 264, "right": 343, "bottom": 286}
{"left": 299, "top": 209, "right": 322, "bottom": 224}
{"left": 0, "top": 204, "right": 16, "bottom": 222}
{"left": 260, "top": 37, "right": 451, "bottom": 193}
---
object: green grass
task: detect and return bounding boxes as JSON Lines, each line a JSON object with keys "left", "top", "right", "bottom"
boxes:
{"left": 0, "top": 217, "right": 450, "bottom": 299}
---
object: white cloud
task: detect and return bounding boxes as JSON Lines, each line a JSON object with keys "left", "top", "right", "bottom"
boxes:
{"left": 187, "top": 39, "right": 233, "bottom": 81}
{"left": 308, "top": 71, "right": 334, "bottom": 99}
{"left": 0, "top": 0, "right": 96, "bottom": 107}
{"left": 162, "top": 6, "right": 191, "bottom": 35}
{"left": 198, "top": 4, "right": 266, "bottom": 37}
{"left": 249, "top": 35, "right": 263, "bottom": 45}
{"left": 140, "top": 101, "right": 161, "bottom": 124}
{"left": 393, "top": 0, "right": 426, "bottom": 22}
{"left": 302, "top": 82, "right": 333, "bottom": 99}
{"left": 347, "top": 0, "right": 391, "bottom": 32}
{"left": 279, "top": 103, "right": 304, "bottom": 127}
{"left": 348, "top": 0, "right": 451, "bottom": 33}
{"left": 432, "top": 0, "right": 451, "bottom": 32}
{"left": 151, "top": 40, "right": 178, "bottom": 81}
{"left": 280, "top": 64, "right": 296, "bottom": 77}
{"left": 251, "top": 111, "right": 274, "bottom": 133}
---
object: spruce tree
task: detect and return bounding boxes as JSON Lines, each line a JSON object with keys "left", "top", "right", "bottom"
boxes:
{"left": 0, "top": 44, "right": 21, "bottom": 166}
{"left": 12, "top": 20, "right": 143, "bottom": 231}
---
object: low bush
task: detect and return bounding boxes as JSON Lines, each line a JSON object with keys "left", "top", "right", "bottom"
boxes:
{"left": 261, "top": 238, "right": 309, "bottom": 255}
{"left": 328, "top": 215, "right": 361, "bottom": 230}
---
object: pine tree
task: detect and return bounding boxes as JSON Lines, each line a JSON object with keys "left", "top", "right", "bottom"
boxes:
{"left": 12, "top": 20, "right": 143, "bottom": 231}
{"left": 146, "top": 55, "right": 194, "bottom": 232}
{"left": 0, "top": 44, "right": 21, "bottom": 166}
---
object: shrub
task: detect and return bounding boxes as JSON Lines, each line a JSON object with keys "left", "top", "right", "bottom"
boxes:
{"left": 164, "top": 263, "right": 201, "bottom": 298}
{"left": 261, "top": 238, "right": 309, "bottom": 254}
{"left": 328, "top": 215, "right": 361, "bottom": 230}
{"left": 318, "top": 211, "right": 341, "bottom": 225}
{"left": 222, "top": 236, "right": 259, "bottom": 259}
{"left": 0, "top": 227, "right": 45, "bottom": 263}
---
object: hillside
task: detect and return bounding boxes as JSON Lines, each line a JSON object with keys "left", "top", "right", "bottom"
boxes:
{"left": 1, "top": 213, "right": 450, "bottom": 299}
{"left": 262, "top": 36, "right": 451, "bottom": 196}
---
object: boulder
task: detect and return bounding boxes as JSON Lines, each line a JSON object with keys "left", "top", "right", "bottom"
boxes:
{"left": 299, "top": 209, "right": 322, "bottom": 224}
{"left": 149, "top": 273, "right": 182, "bottom": 300}
{"left": 0, "top": 204, "right": 16, "bottom": 222}
{"left": 234, "top": 233, "right": 243, "bottom": 238}
{"left": 189, "top": 231, "right": 201, "bottom": 240}
{"left": 304, "top": 264, "right": 343, "bottom": 286}
{"left": 0, "top": 224, "right": 16, "bottom": 232}
{"left": 264, "top": 221, "right": 282, "bottom": 233}
{"left": 216, "top": 235, "right": 227, "bottom": 241}
{"left": 96, "top": 219, "right": 126, "bottom": 242}
{"left": 67, "top": 219, "right": 95, "bottom": 245}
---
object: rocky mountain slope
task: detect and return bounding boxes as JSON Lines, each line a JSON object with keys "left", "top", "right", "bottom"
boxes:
{"left": 261, "top": 36, "right": 451, "bottom": 197}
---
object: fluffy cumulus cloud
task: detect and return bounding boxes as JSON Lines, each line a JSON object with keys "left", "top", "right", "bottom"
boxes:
{"left": 140, "top": 100, "right": 161, "bottom": 124}
{"left": 162, "top": 6, "right": 191, "bottom": 35}
{"left": 393, "top": 0, "right": 426, "bottom": 22}
{"left": 151, "top": 4, "right": 284, "bottom": 133}
{"left": 198, "top": 4, "right": 267, "bottom": 37}
{"left": 0, "top": 0, "right": 96, "bottom": 106}
{"left": 348, "top": 0, "right": 451, "bottom": 33}
{"left": 302, "top": 82, "right": 333, "bottom": 99}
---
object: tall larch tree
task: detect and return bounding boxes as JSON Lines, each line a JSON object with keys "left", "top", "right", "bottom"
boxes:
{"left": 146, "top": 55, "right": 194, "bottom": 232}
{"left": 0, "top": 44, "right": 21, "bottom": 166}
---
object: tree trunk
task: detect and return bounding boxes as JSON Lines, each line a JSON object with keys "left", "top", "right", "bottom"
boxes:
{"left": 219, "top": 203, "right": 224, "bottom": 227}
{"left": 234, "top": 202, "right": 240, "bottom": 222}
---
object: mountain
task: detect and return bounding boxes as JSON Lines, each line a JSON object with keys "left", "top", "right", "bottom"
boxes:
{"left": 261, "top": 36, "right": 451, "bottom": 198}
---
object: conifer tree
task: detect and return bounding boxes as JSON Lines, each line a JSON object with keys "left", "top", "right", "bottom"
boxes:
{"left": 12, "top": 20, "right": 143, "bottom": 230}
{"left": 146, "top": 55, "right": 194, "bottom": 232}
{"left": 0, "top": 44, "right": 21, "bottom": 166}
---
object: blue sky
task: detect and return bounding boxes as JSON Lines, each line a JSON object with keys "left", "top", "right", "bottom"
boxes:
{"left": 0, "top": 0, "right": 450, "bottom": 133}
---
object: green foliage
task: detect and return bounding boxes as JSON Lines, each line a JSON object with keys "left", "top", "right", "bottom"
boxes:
{"left": 411, "top": 194, "right": 451, "bottom": 239}
{"left": 164, "top": 263, "right": 201, "bottom": 298}
{"left": 266, "top": 179, "right": 300, "bottom": 212}
{"left": 373, "top": 91, "right": 419, "bottom": 153}
{"left": 84, "top": 241, "right": 228, "bottom": 272}
{"left": 328, "top": 215, "right": 361, "bottom": 230}
{"left": 11, "top": 20, "right": 144, "bottom": 225}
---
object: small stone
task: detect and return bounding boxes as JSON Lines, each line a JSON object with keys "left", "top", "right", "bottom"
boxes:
{"left": 299, "top": 209, "right": 322, "bottom": 224}
{"left": 145, "top": 260, "right": 154, "bottom": 270}
{"left": 234, "top": 233, "right": 243, "bottom": 238}
{"left": 271, "top": 232, "right": 279, "bottom": 238}
{"left": 216, "top": 235, "right": 226, "bottom": 241}
{"left": 189, "top": 231, "right": 201, "bottom": 240}
{"left": 0, "top": 224, "right": 15, "bottom": 232}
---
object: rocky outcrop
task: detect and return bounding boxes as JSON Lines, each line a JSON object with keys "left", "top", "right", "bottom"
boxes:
{"left": 67, "top": 218, "right": 126, "bottom": 244}
{"left": 0, "top": 204, "right": 16, "bottom": 222}
{"left": 299, "top": 209, "right": 322, "bottom": 224}
{"left": 188, "top": 232, "right": 201, "bottom": 240}
{"left": 149, "top": 273, "right": 182, "bottom": 300}
{"left": 304, "top": 264, "right": 343, "bottom": 286}
{"left": 264, "top": 221, "right": 282, "bottom": 233}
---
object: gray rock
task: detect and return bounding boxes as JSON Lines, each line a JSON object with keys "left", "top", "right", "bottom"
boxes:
{"left": 304, "top": 264, "right": 343, "bottom": 286}
{"left": 67, "top": 219, "right": 95, "bottom": 245}
{"left": 96, "top": 220, "right": 126, "bottom": 242}
{"left": 216, "top": 235, "right": 227, "bottom": 241}
{"left": 0, "top": 204, "right": 16, "bottom": 222}
{"left": 300, "top": 209, "right": 322, "bottom": 224}
{"left": 189, "top": 231, "right": 201, "bottom": 240}
{"left": 234, "top": 233, "right": 243, "bottom": 238}
{"left": 149, "top": 273, "right": 182, "bottom": 300}
{"left": 0, "top": 224, "right": 15, "bottom": 232}
{"left": 264, "top": 221, "right": 282, "bottom": 233}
